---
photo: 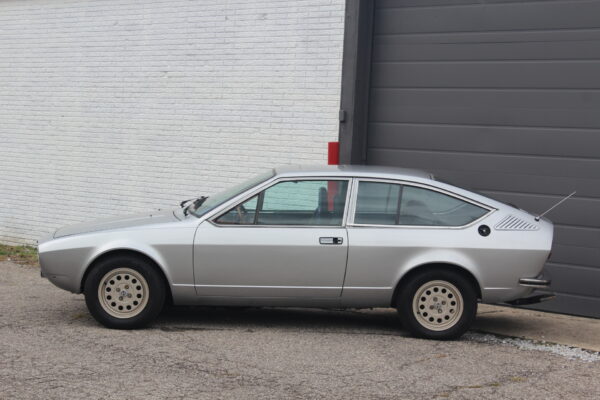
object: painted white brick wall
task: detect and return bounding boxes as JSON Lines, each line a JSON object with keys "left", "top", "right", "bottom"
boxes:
{"left": 0, "top": 0, "right": 345, "bottom": 245}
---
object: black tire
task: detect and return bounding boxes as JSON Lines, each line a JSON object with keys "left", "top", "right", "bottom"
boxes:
{"left": 396, "top": 268, "right": 477, "bottom": 340}
{"left": 84, "top": 254, "right": 166, "bottom": 329}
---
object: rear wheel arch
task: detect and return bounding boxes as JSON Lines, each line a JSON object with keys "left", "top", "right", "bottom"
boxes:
{"left": 391, "top": 262, "right": 482, "bottom": 307}
{"left": 81, "top": 249, "right": 173, "bottom": 305}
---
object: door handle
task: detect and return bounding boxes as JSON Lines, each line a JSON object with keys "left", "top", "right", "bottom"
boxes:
{"left": 319, "top": 237, "right": 343, "bottom": 245}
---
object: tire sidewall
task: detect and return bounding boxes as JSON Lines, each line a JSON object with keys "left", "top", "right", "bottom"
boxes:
{"left": 84, "top": 255, "right": 165, "bottom": 329}
{"left": 397, "top": 269, "right": 477, "bottom": 340}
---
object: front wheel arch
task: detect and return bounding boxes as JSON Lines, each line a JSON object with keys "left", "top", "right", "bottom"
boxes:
{"left": 391, "top": 262, "right": 481, "bottom": 308}
{"left": 81, "top": 249, "right": 173, "bottom": 306}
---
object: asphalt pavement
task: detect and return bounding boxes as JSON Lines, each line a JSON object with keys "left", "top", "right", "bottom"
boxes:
{"left": 1, "top": 260, "right": 599, "bottom": 399}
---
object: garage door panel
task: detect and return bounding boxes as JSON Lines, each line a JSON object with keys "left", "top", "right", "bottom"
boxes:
{"left": 368, "top": 123, "right": 600, "bottom": 159}
{"left": 555, "top": 225, "right": 600, "bottom": 248}
{"left": 550, "top": 247, "right": 600, "bottom": 270}
{"left": 372, "top": 40, "right": 600, "bottom": 62}
{"left": 376, "top": 29, "right": 600, "bottom": 46}
{"left": 544, "top": 263, "right": 600, "bottom": 298}
{"left": 374, "top": 1, "right": 600, "bottom": 35}
{"left": 370, "top": 104, "right": 600, "bottom": 130}
{"left": 439, "top": 171, "right": 598, "bottom": 200}
{"left": 371, "top": 62, "right": 600, "bottom": 89}
{"left": 376, "top": 0, "right": 481, "bottom": 8}
{"left": 369, "top": 88, "right": 600, "bottom": 128}
{"left": 478, "top": 176, "right": 597, "bottom": 199}
{"left": 377, "top": 0, "right": 564, "bottom": 9}
{"left": 367, "top": 149, "right": 600, "bottom": 180}
{"left": 369, "top": 88, "right": 600, "bottom": 109}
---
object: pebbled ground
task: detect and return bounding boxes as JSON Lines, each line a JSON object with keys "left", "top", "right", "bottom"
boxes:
{"left": 1, "top": 260, "right": 599, "bottom": 399}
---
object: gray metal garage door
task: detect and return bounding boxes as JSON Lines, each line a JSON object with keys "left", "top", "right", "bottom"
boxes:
{"left": 348, "top": 0, "right": 600, "bottom": 317}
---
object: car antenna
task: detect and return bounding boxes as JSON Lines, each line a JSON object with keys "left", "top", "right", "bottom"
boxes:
{"left": 535, "top": 191, "right": 576, "bottom": 221}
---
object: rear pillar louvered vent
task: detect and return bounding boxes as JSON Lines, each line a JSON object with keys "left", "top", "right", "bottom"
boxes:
{"left": 494, "top": 215, "right": 540, "bottom": 231}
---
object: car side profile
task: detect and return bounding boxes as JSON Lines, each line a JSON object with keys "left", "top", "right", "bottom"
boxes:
{"left": 38, "top": 165, "right": 554, "bottom": 339}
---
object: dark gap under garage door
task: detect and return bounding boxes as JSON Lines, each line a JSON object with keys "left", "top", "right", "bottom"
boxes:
{"left": 365, "top": 0, "right": 600, "bottom": 317}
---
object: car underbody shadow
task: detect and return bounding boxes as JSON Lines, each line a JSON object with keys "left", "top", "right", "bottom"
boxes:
{"left": 153, "top": 305, "right": 409, "bottom": 336}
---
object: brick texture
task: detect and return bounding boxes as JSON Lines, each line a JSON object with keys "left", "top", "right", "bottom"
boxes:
{"left": 0, "top": 0, "right": 345, "bottom": 244}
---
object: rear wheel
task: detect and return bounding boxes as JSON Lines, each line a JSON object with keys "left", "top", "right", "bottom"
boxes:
{"left": 84, "top": 255, "right": 165, "bottom": 329}
{"left": 396, "top": 269, "right": 477, "bottom": 340}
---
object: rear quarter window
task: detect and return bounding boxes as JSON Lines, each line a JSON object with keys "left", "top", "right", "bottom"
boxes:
{"left": 400, "top": 186, "right": 488, "bottom": 226}
{"left": 353, "top": 181, "right": 489, "bottom": 227}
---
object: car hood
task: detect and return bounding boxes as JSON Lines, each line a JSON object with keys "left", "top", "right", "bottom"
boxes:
{"left": 54, "top": 209, "right": 179, "bottom": 238}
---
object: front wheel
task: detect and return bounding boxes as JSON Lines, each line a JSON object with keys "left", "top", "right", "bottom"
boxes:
{"left": 396, "top": 269, "right": 477, "bottom": 340}
{"left": 84, "top": 255, "right": 165, "bottom": 329}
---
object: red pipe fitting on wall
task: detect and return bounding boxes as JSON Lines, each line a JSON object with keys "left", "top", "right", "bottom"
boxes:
{"left": 328, "top": 141, "right": 339, "bottom": 165}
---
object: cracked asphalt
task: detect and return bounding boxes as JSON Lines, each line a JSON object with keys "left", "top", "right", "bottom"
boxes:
{"left": 1, "top": 261, "right": 600, "bottom": 399}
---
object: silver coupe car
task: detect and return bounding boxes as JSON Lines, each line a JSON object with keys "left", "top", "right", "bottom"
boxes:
{"left": 38, "top": 165, "right": 554, "bottom": 339}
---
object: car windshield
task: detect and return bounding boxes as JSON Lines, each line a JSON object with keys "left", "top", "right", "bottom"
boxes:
{"left": 188, "top": 170, "right": 275, "bottom": 217}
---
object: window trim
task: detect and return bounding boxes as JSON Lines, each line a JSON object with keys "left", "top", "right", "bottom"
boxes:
{"left": 348, "top": 178, "right": 495, "bottom": 229}
{"left": 211, "top": 177, "right": 354, "bottom": 228}
{"left": 395, "top": 184, "right": 404, "bottom": 225}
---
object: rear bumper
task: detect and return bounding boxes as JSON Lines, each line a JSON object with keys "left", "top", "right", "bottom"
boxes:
{"left": 503, "top": 278, "right": 554, "bottom": 305}
{"left": 519, "top": 278, "right": 551, "bottom": 288}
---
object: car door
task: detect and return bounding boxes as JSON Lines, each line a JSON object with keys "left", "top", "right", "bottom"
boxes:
{"left": 193, "top": 178, "right": 350, "bottom": 298}
{"left": 343, "top": 179, "right": 492, "bottom": 304}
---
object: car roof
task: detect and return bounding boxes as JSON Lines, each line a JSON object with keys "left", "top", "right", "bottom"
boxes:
{"left": 274, "top": 165, "right": 433, "bottom": 180}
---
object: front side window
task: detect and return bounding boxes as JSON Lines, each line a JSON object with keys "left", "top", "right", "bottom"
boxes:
{"left": 353, "top": 181, "right": 488, "bottom": 227}
{"left": 215, "top": 179, "right": 349, "bottom": 226}
{"left": 214, "top": 195, "right": 259, "bottom": 225}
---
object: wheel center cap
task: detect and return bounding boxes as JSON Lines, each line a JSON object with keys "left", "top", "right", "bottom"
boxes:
{"left": 121, "top": 290, "right": 128, "bottom": 297}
